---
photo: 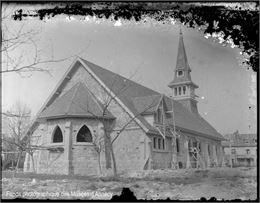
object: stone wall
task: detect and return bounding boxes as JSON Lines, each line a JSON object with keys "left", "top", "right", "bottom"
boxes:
{"left": 112, "top": 127, "right": 149, "bottom": 172}
{"left": 150, "top": 136, "right": 173, "bottom": 169}
{"left": 59, "top": 63, "right": 139, "bottom": 130}
{"left": 25, "top": 62, "right": 151, "bottom": 175}
{"left": 24, "top": 61, "right": 224, "bottom": 175}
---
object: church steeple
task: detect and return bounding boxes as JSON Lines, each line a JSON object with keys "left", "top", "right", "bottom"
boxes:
{"left": 176, "top": 28, "right": 191, "bottom": 74}
{"left": 168, "top": 29, "right": 199, "bottom": 114}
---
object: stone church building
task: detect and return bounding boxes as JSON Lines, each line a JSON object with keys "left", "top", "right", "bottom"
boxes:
{"left": 24, "top": 30, "right": 225, "bottom": 175}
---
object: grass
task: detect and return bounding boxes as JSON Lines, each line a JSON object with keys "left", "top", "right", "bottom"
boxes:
{"left": 2, "top": 167, "right": 257, "bottom": 200}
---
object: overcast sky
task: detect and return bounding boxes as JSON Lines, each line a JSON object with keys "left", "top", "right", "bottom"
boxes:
{"left": 2, "top": 4, "right": 257, "bottom": 135}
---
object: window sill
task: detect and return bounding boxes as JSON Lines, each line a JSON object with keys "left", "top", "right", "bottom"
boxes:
{"left": 73, "top": 142, "right": 94, "bottom": 146}
{"left": 49, "top": 143, "right": 64, "bottom": 146}
{"left": 152, "top": 149, "right": 168, "bottom": 153}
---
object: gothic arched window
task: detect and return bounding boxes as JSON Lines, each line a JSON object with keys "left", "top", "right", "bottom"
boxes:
{"left": 53, "top": 126, "right": 63, "bottom": 143}
{"left": 76, "top": 125, "right": 92, "bottom": 142}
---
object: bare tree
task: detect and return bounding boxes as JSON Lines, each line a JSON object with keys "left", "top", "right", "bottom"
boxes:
{"left": 1, "top": 102, "right": 31, "bottom": 171}
{"left": 79, "top": 73, "right": 159, "bottom": 178}
{"left": 92, "top": 132, "right": 105, "bottom": 176}
{"left": 1, "top": 102, "right": 49, "bottom": 173}
{"left": 1, "top": 4, "right": 89, "bottom": 76}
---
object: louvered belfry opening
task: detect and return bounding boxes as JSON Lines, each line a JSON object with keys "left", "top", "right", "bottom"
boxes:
{"left": 77, "top": 125, "right": 92, "bottom": 142}
{"left": 53, "top": 126, "right": 63, "bottom": 143}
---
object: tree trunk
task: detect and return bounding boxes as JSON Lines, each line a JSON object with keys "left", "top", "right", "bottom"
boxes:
{"left": 30, "top": 153, "right": 36, "bottom": 173}
{"left": 97, "top": 152, "right": 102, "bottom": 176}
{"left": 104, "top": 133, "right": 112, "bottom": 169}
{"left": 110, "top": 142, "right": 118, "bottom": 178}
{"left": 16, "top": 152, "right": 21, "bottom": 172}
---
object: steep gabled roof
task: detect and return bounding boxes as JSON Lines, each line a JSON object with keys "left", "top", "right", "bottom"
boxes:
{"left": 80, "top": 58, "right": 160, "bottom": 131}
{"left": 132, "top": 95, "right": 162, "bottom": 114}
{"left": 80, "top": 58, "right": 224, "bottom": 140}
{"left": 28, "top": 57, "right": 223, "bottom": 141}
{"left": 38, "top": 82, "right": 114, "bottom": 120}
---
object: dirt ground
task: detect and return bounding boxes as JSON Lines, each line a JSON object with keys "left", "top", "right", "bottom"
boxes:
{"left": 1, "top": 167, "right": 257, "bottom": 201}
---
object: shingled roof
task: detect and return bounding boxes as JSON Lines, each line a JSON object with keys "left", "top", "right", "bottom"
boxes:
{"left": 80, "top": 58, "right": 224, "bottom": 140}
{"left": 38, "top": 82, "right": 115, "bottom": 120}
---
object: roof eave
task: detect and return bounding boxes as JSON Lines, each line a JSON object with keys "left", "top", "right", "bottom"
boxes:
{"left": 177, "top": 126, "right": 225, "bottom": 141}
{"left": 168, "top": 81, "right": 199, "bottom": 88}
{"left": 38, "top": 114, "right": 116, "bottom": 120}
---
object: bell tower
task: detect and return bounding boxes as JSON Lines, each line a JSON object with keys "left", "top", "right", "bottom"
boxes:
{"left": 168, "top": 29, "right": 199, "bottom": 114}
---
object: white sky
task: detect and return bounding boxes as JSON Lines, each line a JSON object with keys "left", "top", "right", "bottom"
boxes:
{"left": 2, "top": 4, "right": 257, "bottom": 135}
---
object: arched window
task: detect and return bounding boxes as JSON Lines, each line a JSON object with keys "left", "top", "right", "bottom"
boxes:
{"left": 174, "top": 88, "right": 178, "bottom": 96}
{"left": 178, "top": 87, "right": 182, "bottom": 95}
{"left": 77, "top": 125, "right": 92, "bottom": 142}
{"left": 176, "top": 138, "right": 180, "bottom": 153}
{"left": 53, "top": 126, "right": 63, "bottom": 143}
{"left": 183, "top": 86, "right": 186, "bottom": 95}
{"left": 208, "top": 144, "right": 211, "bottom": 156}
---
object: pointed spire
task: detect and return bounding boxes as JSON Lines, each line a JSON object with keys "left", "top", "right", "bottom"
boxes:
{"left": 168, "top": 29, "right": 195, "bottom": 88}
{"left": 168, "top": 28, "right": 199, "bottom": 114}
{"left": 176, "top": 28, "right": 191, "bottom": 71}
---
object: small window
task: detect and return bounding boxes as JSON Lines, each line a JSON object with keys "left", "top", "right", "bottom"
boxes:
{"left": 177, "top": 70, "right": 183, "bottom": 77}
{"left": 77, "top": 125, "right": 92, "bottom": 142}
{"left": 183, "top": 86, "right": 186, "bottom": 95}
{"left": 162, "top": 139, "right": 165, "bottom": 150}
{"left": 208, "top": 144, "right": 211, "bottom": 155}
{"left": 246, "top": 149, "right": 250, "bottom": 154}
{"left": 157, "top": 108, "right": 163, "bottom": 123}
{"left": 155, "top": 104, "right": 164, "bottom": 124}
{"left": 53, "top": 126, "right": 63, "bottom": 143}
{"left": 158, "top": 138, "right": 161, "bottom": 149}
{"left": 153, "top": 137, "right": 157, "bottom": 149}
{"left": 174, "top": 88, "right": 178, "bottom": 96}
{"left": 178, "top": 87, "right": 182, "bottom": 95}
{"left": 231, "top": 149, "right": 236, "bottom": 154}
{"left": 176, "top": 138, "right": 180, "bottom": 153}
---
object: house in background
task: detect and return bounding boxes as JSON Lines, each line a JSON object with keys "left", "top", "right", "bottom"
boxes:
{"left": 222, "top": 131, "right": 257, "bottom": 167}
{"left": 24, "top": 30, "right": 225, "bottom": 176}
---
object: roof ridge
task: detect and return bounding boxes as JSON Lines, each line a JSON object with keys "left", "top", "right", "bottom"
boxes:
{"left": 132, "top": 94, "right": 161, "bottom": 100}
{"left": 80, "top": 57, "right": 223, "bottom": 140}
{"left": 81, "top": 58, "right": 159, "bottom": 95}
